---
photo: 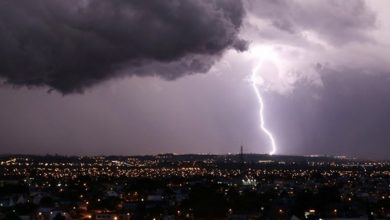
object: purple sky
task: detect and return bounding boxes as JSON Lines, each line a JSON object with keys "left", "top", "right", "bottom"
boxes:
{"left": 1, "top": 0, "right": 390, "bottom": 159}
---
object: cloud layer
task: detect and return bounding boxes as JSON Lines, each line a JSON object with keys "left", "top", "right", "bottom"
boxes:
{"left": 247, "top": 0, "right": 376, "bottom": 45}
{"left": 0, "top": 0, "right": 246, "bottom": 93}
{"left": 241, "top": 0, "right": 388, "bottom": 95}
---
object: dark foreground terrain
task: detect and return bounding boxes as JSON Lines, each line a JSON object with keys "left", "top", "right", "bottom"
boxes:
{"left": 0, "top": 154, "right": 389, "bottom": 219}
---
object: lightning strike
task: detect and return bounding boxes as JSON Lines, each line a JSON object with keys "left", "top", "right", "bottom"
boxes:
{"left": 251, "top": 67, "right": 277, "bottom": 155}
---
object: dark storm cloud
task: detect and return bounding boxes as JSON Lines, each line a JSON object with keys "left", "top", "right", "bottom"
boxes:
{"left": 0, "top": 0, "right": 246, "bottom": 93}
{"left": 247, "top": 0, "right": 376, "bottom": 45}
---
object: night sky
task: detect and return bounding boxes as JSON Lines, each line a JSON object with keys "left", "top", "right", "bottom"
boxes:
{"left": 1, "top": 0, "right": 390, "bottom": 159}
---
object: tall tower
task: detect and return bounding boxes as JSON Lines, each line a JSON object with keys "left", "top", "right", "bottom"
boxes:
{"left": 239, "top": 145, "right": 244, "bottom": 171}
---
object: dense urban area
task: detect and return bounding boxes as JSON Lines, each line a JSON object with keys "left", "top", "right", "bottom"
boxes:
{"left": 0, "top": 153, "right": 389, "bottom": 220}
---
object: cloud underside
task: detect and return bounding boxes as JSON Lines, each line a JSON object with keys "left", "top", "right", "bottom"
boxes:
{"left": 247, "top": 0, "right": 376, "bottom": 45}
{"left": 0, "top": 0, "right": 246, "bottom": 93}
{"left": 243, "top": 0, "right": 383, "bottom": 95}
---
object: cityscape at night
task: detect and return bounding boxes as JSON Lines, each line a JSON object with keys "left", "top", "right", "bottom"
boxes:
{"left": 0, "top": 153, "right": 390, "bottom": 219}
{"left": 1, "top": 0, "right": 390, "bottom": 219}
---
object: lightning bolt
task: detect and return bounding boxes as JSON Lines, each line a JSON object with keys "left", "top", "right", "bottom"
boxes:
{"left": 251, "top": 69, "right": 277, "bottom": 155}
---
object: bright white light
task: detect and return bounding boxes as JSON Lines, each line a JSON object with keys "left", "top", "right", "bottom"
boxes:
{"left": 251, "top": 73, "right": 277, "bottom": 155}
{"left": 250, "top": 46, "right": 279, "bottom": 155}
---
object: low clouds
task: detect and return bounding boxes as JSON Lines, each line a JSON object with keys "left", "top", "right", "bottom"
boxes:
{"left": 0, "top": 0, "right": 246, "bottom": 93}
{"left": 240, "top": 0, "right": 389, "bottom": 95}
{"left": 247, "top": 0, "right": 376, "bottom": 45}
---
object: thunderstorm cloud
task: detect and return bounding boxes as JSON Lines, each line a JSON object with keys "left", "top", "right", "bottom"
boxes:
{"left": 1, "top": 0, "right": 390, "bottom": 158}
{"left": 246, "top": 0, "right": 376, "bottom": 45}
{"left": 0, "top": 0, "right": 247, "bottom": 93}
